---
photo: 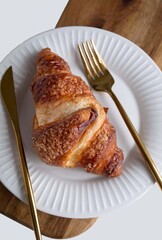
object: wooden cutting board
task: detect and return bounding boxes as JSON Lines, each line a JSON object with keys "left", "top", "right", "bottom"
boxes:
{"left": 0, "top": 0, "right": 162, "bottom": 238}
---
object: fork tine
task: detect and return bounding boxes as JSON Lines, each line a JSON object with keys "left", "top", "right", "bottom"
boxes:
{"left": 86, "top": 41, "right": 103, "bottom": 76}
{"left": 82, "top": 43, "right": 99, "bottom": 78}
{"left": 78, "top": 44, "right": 93, "bottom": 80}
{"left": 90, "top": 39, "right": 108, "bottom": 73}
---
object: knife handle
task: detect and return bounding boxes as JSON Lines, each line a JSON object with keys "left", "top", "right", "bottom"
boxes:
{"left": 13, "top": 126, "right": 42, "bottom": 240}
{"left": 1, "top": 67, "right": 42, "bottom": 240}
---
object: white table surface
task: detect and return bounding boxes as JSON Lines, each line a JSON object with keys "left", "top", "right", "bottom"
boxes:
{"left": 0, "top": 0, "right": 162, "bottom": 239}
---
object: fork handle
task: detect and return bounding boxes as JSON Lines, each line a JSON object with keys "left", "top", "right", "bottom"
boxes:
{"left": 108, "top": 89, "right": 162, "bottom": 190}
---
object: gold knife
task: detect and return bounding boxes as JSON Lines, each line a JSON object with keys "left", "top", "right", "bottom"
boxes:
{"left": 0, "top": 67, "right": 42, "bottom": 240}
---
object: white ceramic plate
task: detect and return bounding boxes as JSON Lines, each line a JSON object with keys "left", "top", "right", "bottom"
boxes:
{"left": 0, "top": 27, "right": 162, "bottom": 218}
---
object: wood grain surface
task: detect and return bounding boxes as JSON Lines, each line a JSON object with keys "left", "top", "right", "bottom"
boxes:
{"left": 1, "top": 0, "right": 162, "bottom": 238}
{"left": 57, "top": 0, "right": 162, "bottom": 69}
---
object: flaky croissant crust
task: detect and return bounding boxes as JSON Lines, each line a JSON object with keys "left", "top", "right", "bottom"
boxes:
{"left": 31, "top": 48, "right": 124, "bottom": 177}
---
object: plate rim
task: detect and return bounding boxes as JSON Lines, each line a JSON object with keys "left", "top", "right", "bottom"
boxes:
{"left": 1, "top": 26, "right": 162, "bottom": 76}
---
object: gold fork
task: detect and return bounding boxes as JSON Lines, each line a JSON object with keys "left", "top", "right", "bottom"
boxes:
{"left": 78, "top": 39, "right": 162, "bottom": 190}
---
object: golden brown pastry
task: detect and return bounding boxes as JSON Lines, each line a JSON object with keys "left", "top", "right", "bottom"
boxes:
{"left": 31, "top": 48, "right": 124, "bottom": 177}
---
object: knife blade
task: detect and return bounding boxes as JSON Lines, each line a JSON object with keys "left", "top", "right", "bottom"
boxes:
{"left": 0, "top": 66, "right": 42, "bottom": 240}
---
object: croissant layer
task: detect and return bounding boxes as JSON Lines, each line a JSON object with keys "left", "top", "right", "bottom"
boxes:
{"left": 31, "top": 48, "right": 124, "bottom": 177}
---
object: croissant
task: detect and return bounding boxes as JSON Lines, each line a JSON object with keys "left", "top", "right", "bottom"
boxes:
{"left": 31, "top": 48, "right": 124, "bottom": 177}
